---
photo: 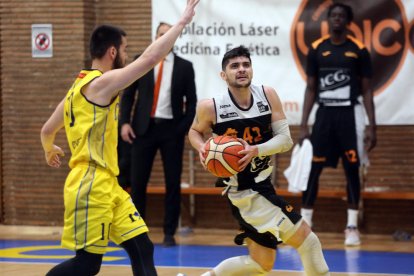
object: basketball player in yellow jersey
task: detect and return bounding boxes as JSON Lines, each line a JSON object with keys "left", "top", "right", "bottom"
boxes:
{"left": 40, "top": 1, "right": 199, "bottom": 275}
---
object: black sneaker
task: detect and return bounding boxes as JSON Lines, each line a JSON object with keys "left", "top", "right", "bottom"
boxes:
{"left": 162, "top": 235, "right": 176, "bottom": 247}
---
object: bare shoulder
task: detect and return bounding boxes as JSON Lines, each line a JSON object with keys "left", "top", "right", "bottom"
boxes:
{"left": 198, "top": 98, "right": 215, "bottom": 110}
{"left": 81, "top": 74, "right": 108, "bottom": 104}
{"left": 196, "top": 98, "right": 216, "bottom": 125}
{"left": 263, "top": 85, "right": 281, "bottom": 102}
{"left": 262, "top": 85, "right": 285, "bottom": 119}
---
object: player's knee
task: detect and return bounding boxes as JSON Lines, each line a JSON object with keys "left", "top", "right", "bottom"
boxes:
{"left": 299, "top": 232, "right": 321, "bottom": 251}
{"left": 121, "top": 232, "right": 155, "bottom": 260}
{"left": 137, "top": 232, "right": 155, "bottom": 254}
{"left": 88, "top": 262, "right": 101, "bottom": 275}
{"left": 245, "top": 255, "right": 270, "bottom": 274}
{"left": 250, "top": 257, "right": 273, "bottom": 272}
{"left": 76, "top": 250, "right": 102, "bottom": 275}
{"left": 297, "top": 232, "right": 330, "bottom": 275}
{"left": 285, "top": 220, "right": 312, "bottom": 248}
{"left": 259, "top": 260, "right": 274, "bottom": 272}
{"left": 89, "top": 256, "right": 102, "bottom": 275}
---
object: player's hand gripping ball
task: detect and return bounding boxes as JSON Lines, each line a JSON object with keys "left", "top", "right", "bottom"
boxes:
{"left": 203, "top": 136, "right": 245, "bottom": 177}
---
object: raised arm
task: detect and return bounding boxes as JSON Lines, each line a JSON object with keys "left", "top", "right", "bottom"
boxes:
{"left": 91, "top": 0, "right": 200, "bottom": 101}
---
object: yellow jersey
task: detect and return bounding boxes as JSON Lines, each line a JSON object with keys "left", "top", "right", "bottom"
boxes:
{"left": 64, "top": 69, "right": 120, "bottom": 176}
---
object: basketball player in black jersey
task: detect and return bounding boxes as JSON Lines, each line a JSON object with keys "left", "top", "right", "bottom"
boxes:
{"left": 189, "top": 46, "right": 330, "bottom": 275}
{"left": 298, "top": 3, "right": 376, "bottom": 246}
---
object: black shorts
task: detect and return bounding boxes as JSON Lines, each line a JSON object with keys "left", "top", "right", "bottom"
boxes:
{"left": 227, "top": 180, "right": 302, "bottom": 249}
{"left": 311, "top": 105, "right": 360, "bottom": 168}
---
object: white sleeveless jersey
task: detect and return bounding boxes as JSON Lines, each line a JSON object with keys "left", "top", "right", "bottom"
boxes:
{"left": 212, "top": 84, "right": 273, "bottom": 190}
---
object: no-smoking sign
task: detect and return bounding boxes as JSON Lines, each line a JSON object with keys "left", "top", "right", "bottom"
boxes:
{"left": 35, "top": 33, "right": 50, "bottom": 51}
{"left": 32, "top": 24, "right": 53, "bottom": 58}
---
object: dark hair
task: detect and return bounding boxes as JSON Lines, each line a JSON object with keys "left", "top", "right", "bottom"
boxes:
{"left": 221, "top": 45, "right": 251, "bottom": 70}
{"left": 156, "top": 22, "right": 172, "bottom": 34}
{"left": 327, "top": 2, "right": 353, "bottom": 24}
{"left": 89, "top": 25, "right": 126, "bottom": 59}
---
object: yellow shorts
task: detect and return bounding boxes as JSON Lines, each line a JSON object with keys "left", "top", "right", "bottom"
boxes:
{"left": 61, "top": 164, "right": 148, "bottom": 254}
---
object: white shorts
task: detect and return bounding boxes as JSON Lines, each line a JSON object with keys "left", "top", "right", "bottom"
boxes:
{"left": 226, "top": 181, "right": 302, "bottom": 249}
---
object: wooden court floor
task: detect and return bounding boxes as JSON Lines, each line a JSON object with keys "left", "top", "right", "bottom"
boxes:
{"left": 0, "top": 225, "right": 413, "bottom": 276}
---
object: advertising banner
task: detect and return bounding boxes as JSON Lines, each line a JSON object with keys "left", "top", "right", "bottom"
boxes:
{"left": 152, "top": 0, "right": 414, "bottom": 125}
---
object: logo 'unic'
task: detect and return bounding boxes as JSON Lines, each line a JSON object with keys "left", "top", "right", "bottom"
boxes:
{"left": 291, "top": 0, "right": 409, "bottom": 95}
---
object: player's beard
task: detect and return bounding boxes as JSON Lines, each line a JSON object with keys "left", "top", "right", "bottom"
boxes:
{"left": 232, "top": 79, "right": 251, "bottom": 89}
{"left": 113, "top": 52, "right": 124, "bottom": 69}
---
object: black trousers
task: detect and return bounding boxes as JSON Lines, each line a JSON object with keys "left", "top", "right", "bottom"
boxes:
{"left": 117, "top": 137, "right": 132, "bottom": 189}
{"left": 130, "top": 119, "right": 185, "bottom": 236}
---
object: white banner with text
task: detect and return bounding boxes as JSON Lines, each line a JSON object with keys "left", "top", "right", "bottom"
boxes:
{"left": 152, "top": 0, "right": 414, "bottom": 125}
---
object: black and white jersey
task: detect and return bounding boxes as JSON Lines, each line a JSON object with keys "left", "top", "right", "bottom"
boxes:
{"left": 212, "top": 84, "right": 273, "bottom": 190}
{"left": 306, "top": 35, "right": 372, "bottom": 106}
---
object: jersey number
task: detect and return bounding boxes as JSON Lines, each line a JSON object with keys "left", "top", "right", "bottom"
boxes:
{"left": 345, "top": 150, "right": 358, "bottom": 163}
{"left": 101, "top": 222, "right": 112, "bottom": 240}
{"left": 243, "top": 127, "right": 262, "bottom": 144}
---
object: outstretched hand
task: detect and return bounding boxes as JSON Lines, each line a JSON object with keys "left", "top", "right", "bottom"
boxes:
{"left": 237, "top": 139, "right": 258, "bottom": 171}
{"left": 179, "top": 0, "right": 200, "bottom": 25}
{"left": 198, "top": 138, "right": 209, "bottom": 170}
{"left": 45, "top": 145, "right": 64, "bottom": 168}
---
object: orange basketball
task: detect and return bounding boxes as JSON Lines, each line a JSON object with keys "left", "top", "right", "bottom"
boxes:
{"left": 203, "top": 135, "right": 245, "bottom": 178}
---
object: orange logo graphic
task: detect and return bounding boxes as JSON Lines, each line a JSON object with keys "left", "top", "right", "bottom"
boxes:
{"left": 286, "top": 205, "right": 294, "bottom": 212}
{"left": 223, "top": 128, "right": 238, "bottom": 138}
{"left": 345, "top": 51, "right": 358, "bottom": 58}
{"left": 290, "top": 0, "right": 409, "bottom": 96}
{"left": 345, "top": 149, "right": 358, "bottom": 163}
{"left": 322, "top": 50, "right": 331, "bottom": 56}
{"left": 312, "top": 156, "right": 326, "bottom": 162}
{"left": 78, "top": 72, "right": 86, "bottom": 79}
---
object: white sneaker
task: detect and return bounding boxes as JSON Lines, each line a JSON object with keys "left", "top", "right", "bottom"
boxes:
{"left": 345, "top": 226, "right": 361, "bottom": 246}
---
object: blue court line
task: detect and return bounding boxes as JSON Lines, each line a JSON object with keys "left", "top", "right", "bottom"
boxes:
{"left": 0, "top": 240, "right": 413, "bottom": 274}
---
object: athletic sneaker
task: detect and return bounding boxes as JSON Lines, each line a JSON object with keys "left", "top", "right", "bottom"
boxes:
{"left": 345, "top": 226, "right": 361, "bottom": 246}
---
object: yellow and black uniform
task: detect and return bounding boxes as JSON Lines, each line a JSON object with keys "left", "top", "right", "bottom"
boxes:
{"left": 62, "top": 69, "right": 148, "bottom": 254}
